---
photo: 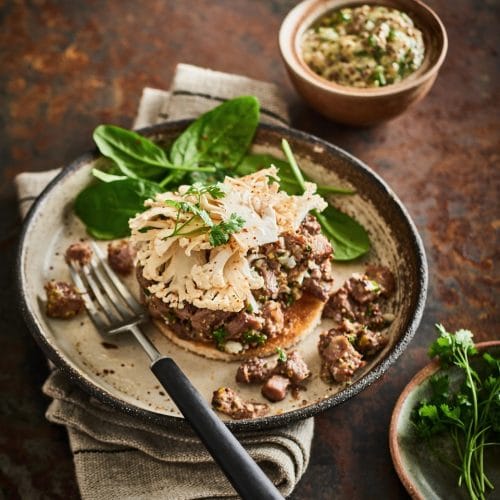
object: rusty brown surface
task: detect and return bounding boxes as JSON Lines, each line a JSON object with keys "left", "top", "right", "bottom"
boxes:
{"left": 0, "top": 0, "right": 498, "bottom": 498}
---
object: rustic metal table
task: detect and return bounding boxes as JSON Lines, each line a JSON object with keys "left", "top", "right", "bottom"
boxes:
{"left": 1, "top": 1, "right": 498, "bottom": 498}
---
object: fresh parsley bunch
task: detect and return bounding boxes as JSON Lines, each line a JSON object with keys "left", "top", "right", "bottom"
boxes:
{"left": 412, "top": 324, "right": 500, "bottom": 500}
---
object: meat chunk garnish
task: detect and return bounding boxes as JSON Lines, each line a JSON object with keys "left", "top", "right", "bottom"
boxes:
{"left": 147, "top": 295, "right": 172, "bottom": 320}
{"left": 236, "top": 357, "right": 274, "bottom": 384}
{"left": 357, "top": 329, "right": 389, "bottom": 356}
{"left": 318, "top": 331, "right": 365, "bottom": 383}
{"left": 45, "top": 280, "right": 84, "bottom": 319}
{"left": 212, "top": 387, "right": 269, "bottom": 420}
{"left": 365, "top": 265, "right": 396, "bottom": 297}
{"left": 190, "top": 308, "right": 232, "bottom": 336}
{"left": 225, "top": 312, "right": 264, "bottom": 338}
{"left": 261, "top": 375, "right": 291, "bottom": 402}
{"left": 65, "top": 242, "right": 92, "bottom": 266}
{"left": 300, "top": 214, "right": 322, "bottom": 235}
{"left": 261, "top": 300, "right": 284, "bottom": 337}
{"left": 108, "top": 240, "right": 136, "bottom": 275}
{"left": 346, "top": 274, "right": 381, "bottom": 304}
{"left": 236, "top": 350, "right": 311, "bottom": 403}
{"left": 308, "top": 233, "right": 333, "bottom": 263}
{"left": 275, "top": 350, "right": 311, "bottom": 384}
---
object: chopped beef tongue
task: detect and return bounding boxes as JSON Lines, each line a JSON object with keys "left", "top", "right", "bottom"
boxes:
{"left": 147, "top": 295, "right": 173, "bottom": 320}
{"left": 236, "top": 350, "right": 311, "bottom": 403}
{"left": 225, "top": 311, "right": 264, "bottom": 338}
{"left": 108, "top": 239, "right": 136, "bottom": 275}
{"left": 261, "top": 300, "right": 284, "bottom": 337}
{"left": 318, "top": 331, "right": 365, "bottom": 383}
{"left": 261, "top": 375, "right": 291, "bottom": 402}
{"left": 45, "top": 280, "right": 84, "bottom": 319}
{"left": 275, "top": 350, "right": 311, "bottom": 384}
{"left": 357, "top": 329, "right": 389, "bottom": 356}
{"left": 300, "top": 214, "right": 322, "bottom": 235}
{"left": 236, "top": 357, "right": 274, "bottom": 384}
{"left": 365, "top": 265, "right": 396, "bottom": 296}
{"left": 212, "top": 387, "right": 269, "bottom": 420}
{"left": 190, "top": 308, "right": 232, "bottom": 336}
{"left": 65, "top": 242, "right": 92, "bottom": 266}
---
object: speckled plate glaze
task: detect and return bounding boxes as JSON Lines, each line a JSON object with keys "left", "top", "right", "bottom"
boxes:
{"left": 390, "top": 342, "right": 500, "bottom": 499}
{"left": 17, "top": 121, "right": 427, "bottom": 431}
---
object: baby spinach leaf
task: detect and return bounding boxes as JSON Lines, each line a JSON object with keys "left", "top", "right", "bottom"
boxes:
{"left": 91, "top": 168, "right": 127, "bottom": 183}
{"left": 93, "top": 125, "right": 172, "bottom": 180}
{"left": 236, "top": 153, "right": 355, "bottom": 195}
{"left": 315, "top": 205, "right": 370, "bottom": 261}
{"left": 74, "top": 178, "right": 162, "bottom": 239}
{"left": 170, "top": 96, "right": 259, "bottom": 171}
{"left": 281, "top": 139, "right": 370, "bottom": 261}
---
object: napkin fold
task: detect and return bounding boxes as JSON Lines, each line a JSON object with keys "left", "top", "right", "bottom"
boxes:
{"left": 15, "top": 63, "right": 314, "bottom": 500}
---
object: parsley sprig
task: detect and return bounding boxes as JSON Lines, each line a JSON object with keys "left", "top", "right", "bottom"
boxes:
{"left": 411, "top": 324, "right": 499, "bottom": 500}
{"left": 163, "top": 183, "right": 245, "bottom": 246}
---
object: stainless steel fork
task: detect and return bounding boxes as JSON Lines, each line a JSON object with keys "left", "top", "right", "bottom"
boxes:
{"left": 67, "top": 241, "right": 283, "bottom": 500}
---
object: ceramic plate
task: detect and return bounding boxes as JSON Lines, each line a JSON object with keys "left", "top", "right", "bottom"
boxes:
{"left": 390, "top": 341, "right": 500, "bottom": 499}
{"left": 17, "top": 121, "right": 427, "bottom": 430}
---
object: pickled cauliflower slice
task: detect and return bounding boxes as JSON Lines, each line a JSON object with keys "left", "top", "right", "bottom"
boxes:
{"left": 129, "top": 167, "right": 327, "bottom": 312}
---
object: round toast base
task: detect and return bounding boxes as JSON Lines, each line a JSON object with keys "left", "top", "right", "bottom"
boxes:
{"left": 152, "top": 293, "right": 325, "bottom": 361}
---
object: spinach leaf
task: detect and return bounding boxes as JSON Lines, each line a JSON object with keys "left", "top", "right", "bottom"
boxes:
{"left": 281, "top": 139, "right": 370, "bottom": 261}
{"left": 74, "top": 178, "right": 162, "bottom": 239}
{"left": 315, "top": 205, "right": 370, "bottom": 261}
{"left": 93, "top": 125, "right": 172, "bottom": 180}
{"left": 236, "top": 153, "right": 355, "bottom": 196}
{"left": 91, "top": 168, "right": 127, "bottom": 183}
{"left": 170, "top": 96, "right": 259, "bottom": 170}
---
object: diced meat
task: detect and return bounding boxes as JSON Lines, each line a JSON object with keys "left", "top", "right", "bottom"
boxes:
{"left": 308, "top": 233, "right": 333, "bottom": 263}
{"left": 261, "top": 300, "right": 284, "bottom": 337}
{"left": 190, "top": 308, "right": 232, "bottom": 336}
{"left": 283, "top": 232, "right": 308, "bottom": 261}
{"left": 212, "top": 387, "right": 269, "bottom": 420}
{"left": 260, "top": 267, "right": 279, "bottom": 297}
{"left": 318, "top": 331, "right": 365, "bottom": 383}
{"left": 261, "top": 375, "right": 290, "bottom": 402}
{"left": 302, "top": 276, "right": 332, "bottom": 302}
{"left": 108, "top": 240, "right": 136, "bottom": 275}
{"left": 346, "top": 274, "right": 381, "bottom": 304}
{"left": 65, "top": 242, "right": 92, "bottom": 266}
{"left": 275, "top": 350, "right": 311, "bottom": 384}
{"left": 172, "top": 303, "right": 196, "bottom": 322}
{"left": 225, "top": 312, "right": 264, "bottom": 338}
{"left": 236, "top": 357, "right": 274, "bottom": 384}
{"left": 300, "top": 214, "right": 322, "bottom": 235}
{"left": 323, "top": 286, "right": 355, "bottom": 321}
{"left": 147, "top": 296, "right": 172, "bottom": 320}
{"left": 365, "top": 265, "right": 396, "bottom": 297}
{"left": 357, "top": 329, "right": 389, "bottom": 356}
{"left": 45, "top": 280, "right": 84, "bottom": 319}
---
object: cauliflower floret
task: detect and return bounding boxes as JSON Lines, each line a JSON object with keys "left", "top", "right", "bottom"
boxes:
{"left": 129, "top": 167, "right": 328, "bottom": 312}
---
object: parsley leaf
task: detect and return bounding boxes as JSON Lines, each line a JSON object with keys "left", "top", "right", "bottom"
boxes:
{"left": 276, "top": 347, "right": 287, "bottom": 362}
{"left": 411, "top": 324, "right": 500, "bottom": 499}
{"left": 242, "top": 330, "right": 267, "bottom": 346}
{"left": 209, "top": 213, "right": 245, "bottom": 246}
{"left": 212, "top": 327, "right": 227, "bottom": 350}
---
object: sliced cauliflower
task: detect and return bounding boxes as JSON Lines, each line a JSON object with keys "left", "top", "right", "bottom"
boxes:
{"left": 130, "top": 166, "right": 327, "bottom": 312}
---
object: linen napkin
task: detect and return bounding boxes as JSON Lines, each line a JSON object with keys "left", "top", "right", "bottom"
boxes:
{"left": 15, "top": 63, "right": 314, "bottom": 500}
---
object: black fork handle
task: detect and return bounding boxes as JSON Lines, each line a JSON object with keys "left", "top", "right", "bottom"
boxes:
{"left": 151, "top": 356, "right": 284, "bottom": 500}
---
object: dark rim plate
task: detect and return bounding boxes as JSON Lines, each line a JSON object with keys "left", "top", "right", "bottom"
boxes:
{"left": 16, "top": 121, "right": 428, "bottom": 431}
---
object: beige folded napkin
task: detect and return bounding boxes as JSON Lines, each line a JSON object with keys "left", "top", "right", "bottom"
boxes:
{"left": 15, "top": 63, "right": 314, "bottom": 500}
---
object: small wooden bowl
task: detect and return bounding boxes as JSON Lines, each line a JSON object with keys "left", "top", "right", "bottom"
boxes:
{"left": 279, "top": 0, "right": 448, "bottom": 126}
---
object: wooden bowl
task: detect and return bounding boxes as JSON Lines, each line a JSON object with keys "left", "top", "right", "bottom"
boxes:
{"left": 279, "top": 0, "right": 448, "bottom": 125}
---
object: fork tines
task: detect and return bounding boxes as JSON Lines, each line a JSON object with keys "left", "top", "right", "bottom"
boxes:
{"left": 67, "top": 242, "right": 145, "bottom": 334}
